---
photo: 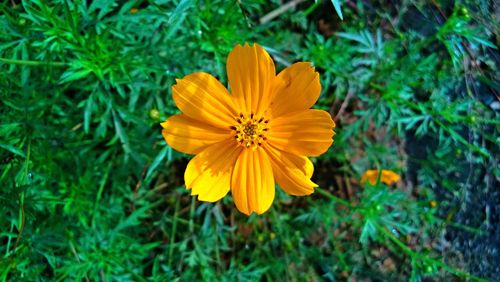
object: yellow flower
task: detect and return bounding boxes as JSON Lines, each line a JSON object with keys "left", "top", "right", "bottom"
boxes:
{"left": 161, "top": 43, "right": 335, "bottom": 215}
{"left": 360, "top": 169, "right": 401, "bottom": 186}
{"left": 429, "top": 200, "right": 437, "bottom": 208}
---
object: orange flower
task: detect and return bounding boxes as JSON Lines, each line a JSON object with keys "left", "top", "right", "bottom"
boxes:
{"left": 360, "top": 169, "right": 401, "bottom": 186}
{"left": 161, "top": 43, "right": 335, "bottom": 215}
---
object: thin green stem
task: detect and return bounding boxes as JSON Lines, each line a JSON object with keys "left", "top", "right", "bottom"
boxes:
{"left": 188, "top": 197, "right": 195, "bottom": 233}
{"left": 91, "top": 162, "right": 113, "bottom": 228}
{"left": 303, "top": 1, "right": 321, "bottom": 16}
{"left": 333, "top": 238, "right": 350, "bottom": 271}
{"left": 167, "top": 194, "right": 180, "bottom": 269}
{"left": 315, "top": 187, "right": 353, "bottom": 208}
{"left": 447, "top": 221, "right": 484, "bottom": 235}
{"left": 14, "top": 138, "right": 30, "bottom": 252}
{"left": 376, "top": 224, "right": 487, "bottom": 281}
{"left": 271, "top": 209, "right": 293, "bottom": 281}
{"left": 5, "top": 222, "right": 14, "bottom": 256}
{"left": 0, "top": 57, "right": 66, "bottom": 67}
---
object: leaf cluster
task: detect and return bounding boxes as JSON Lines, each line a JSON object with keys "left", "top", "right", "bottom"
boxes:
{"left": 1, "top": 0, "right": 498, "bottom": 281}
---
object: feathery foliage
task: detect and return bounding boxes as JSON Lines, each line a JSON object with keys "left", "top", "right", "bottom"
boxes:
{"left": 1, "top": 0, "right": 498, "bottom": 281}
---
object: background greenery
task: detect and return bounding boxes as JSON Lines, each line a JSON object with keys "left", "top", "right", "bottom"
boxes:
{"left": 1, "top": 0, "right": 498, "bottom": 281}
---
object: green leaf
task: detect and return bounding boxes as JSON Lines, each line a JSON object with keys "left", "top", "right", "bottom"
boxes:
{"left": 84, "top": 94, "right": 94, "bottom": 134}
{"left": 113, "top": 206, "right": 151, "bottom": 234}
{"left": 331, "top": 0, "right": 343, "bottom": 20}
{"left": 0, "top": 144, "right": 26, "bottom": 158}
{"left": 144, "top": 145, "right": 170, "bottom": 184}
{"left": 360, "top": 219, "right": 376, "bottom": 245}
{"left": 59, "top": 68, "right": 92, "bottom": 84}
{"left": 112, "top": 110, "right": 131, "bottom": 155}
{"left": 165, "top": 0, "right": 194, "bottom": 38}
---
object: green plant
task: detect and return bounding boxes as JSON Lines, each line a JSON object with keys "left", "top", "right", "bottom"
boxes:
{"left": 1, "top": 0, "right": 497, "bottom": 281}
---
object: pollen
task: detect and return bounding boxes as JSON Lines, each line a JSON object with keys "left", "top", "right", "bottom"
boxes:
{"left": 231, "top": 113, "right": 269, "bottom": 148}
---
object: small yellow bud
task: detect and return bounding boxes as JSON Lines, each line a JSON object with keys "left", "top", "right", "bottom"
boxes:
{"left": 149, "top": 109, "right": 160, "bottom": 120}
{"left": 269, "top": 232, "right": 276, "bottom": 240}
{"left": 429, "top": 200, "right": 437, "bottom": 208}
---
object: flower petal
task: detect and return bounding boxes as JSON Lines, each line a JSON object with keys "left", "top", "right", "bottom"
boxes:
{"left": 268, "top": 109, "right": 335, "bottom": 157}
{"left": 172, "top": 72, "right": 237, "bottom": 128}
{"left": 269, "top": 62, "right": 321, "bottom": 118}
{"left": 185, "top": 140, "right": 242, "bottom": 202}
{"left": 231, "top": 147, "right": 275, "bottom": 215}
{"left": 161, "top": 114, "right": 232, "bottom": 154}
{"left": 227, "top": 43, "right": 276, "bottom": 117}
{"left": 265, "top": 145, "right": 317, "bottom": 196}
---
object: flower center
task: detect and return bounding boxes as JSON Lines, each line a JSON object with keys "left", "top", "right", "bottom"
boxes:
{"left": 231, "top": 113, "right": 269, "bottom": 148}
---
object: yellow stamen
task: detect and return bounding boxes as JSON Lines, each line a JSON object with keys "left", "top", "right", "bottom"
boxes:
{"left": 231, "top": 113, "right": 269, "bottom": 148}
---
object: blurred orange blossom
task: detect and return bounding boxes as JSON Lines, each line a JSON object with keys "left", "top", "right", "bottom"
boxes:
{"left": 361, "top": 169, "right": 401, "bottom": 186}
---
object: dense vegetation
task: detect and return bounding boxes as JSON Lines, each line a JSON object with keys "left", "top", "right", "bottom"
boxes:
{"left": 1, "top": 0, "right": 498, "bottom": 281}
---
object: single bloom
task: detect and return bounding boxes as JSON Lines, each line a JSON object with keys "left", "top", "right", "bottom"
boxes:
{"left": 161, "top": 43, "right": 335, "bottom": 215}
{"left": 360, "top": 169, "right": 401, "bottom": 186}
